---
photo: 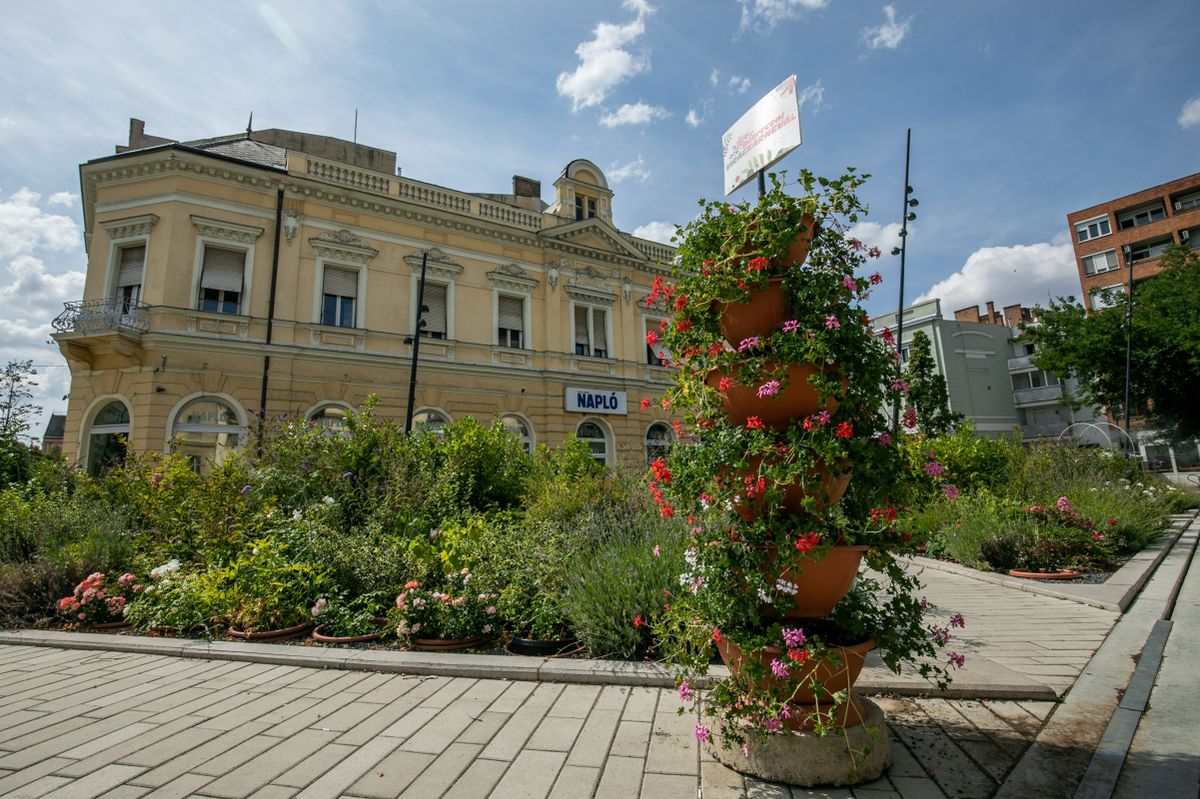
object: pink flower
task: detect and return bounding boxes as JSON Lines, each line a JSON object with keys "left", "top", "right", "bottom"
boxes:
{"left": 948, "top": 652, "right": 966, "bottom": 669}
{"left": 737, "top": 336, "right": 760, "bottom": 353}
{"left": 118, "top": 573, "right": 136, "bottom": 587}
{"left": 842, "top": 275, "right": 857, "bottom": 293}
{"left": 764, "top": 717, "right": 782, "bottom": 733}
{"left": 782, "top": 319, "right": 800, "bottom": 333}
{"left": 756, "top": 380, "right": 781, "bottom": 398}
{"left": 770, "top": 658, "right": 790, "bottom": 679}
{"left": 678, "top": 680, "right": 692, "bottom": 703}
{"left": 485, "top": 606, "right": 497, "bottom": 615}
{"left": 902, "top": 405, "right": 918, "bottom": 428}
{"left": 891, "top": 378, "right": 909, "bottom": 392}
{"left": 695, "top": 723, "right": 710, "bottom": 743}
{"left": 404, "top": 580, "right": 420, "bottom": 589}
{"left": 877, "top": 433, "right": 892, "bottom": 446}
{"left": 1056, "top": 496, "right": 1073, "bottom": 513}
{"left": 925, "top": 460, "right": 945, "bottom": 477}
{"left": 817, "top": 410, "right": 831, "bottom": 425}
{"left": 942, "top": 484, "right": 960, "bottom": 500}
{"left": 824, "top": 315, "right": 840, "bottom": 330}
{"left": 782, "top": 627, "right": 806, "bottom": 648}
{"left": 652, "top": 545, "right": 661, "bottom": 557}
{"left": 950, "top": 612, "right": 965, "bottom": 628}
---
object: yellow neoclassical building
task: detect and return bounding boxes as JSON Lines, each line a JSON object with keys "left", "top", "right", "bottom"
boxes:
{"left": 53, "top": 119, "right": 678, "bottom": 474}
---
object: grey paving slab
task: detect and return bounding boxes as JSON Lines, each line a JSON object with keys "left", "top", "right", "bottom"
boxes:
{"left": 293, "top": 735, "right": 404, "bottom": 799}
{"left": 273, "top": 742, "right": 356, "bottom": 789}
{"left": 640, "top": 771, "right": 697, "bottom": 798}
{"left": 134, "top": 773, "right": 214, "bottom": 798}
{"left": 39, "top": 764, "right": 146, "bottom": 799}
{"left": 95, "top": 785, "right": 151, "bottom": 799}
{"left": 547, "top": 764, "right": 600, "bottom": 799}
{"left": 199, "top": 729, "right": 338, "bottom": 798}
{"left": 565, "top": 708, "right": 621, "bottom": 768}
{"left": 346, "top": 747, "right": 433, "bottom": 798}
{"left": 128, "top": 722, "right": 272, "bottom": 787}
{"left": 7, "top": 774, "right": 74, "bottom": 798}
{"left": 441, "top": 758, "right": 507, "bottom": 799}
{"left": 396, "top": 742, "right": 481, "bottom": 799}
{"left": 489, "top": 748, "right": 566, "bottom": 799}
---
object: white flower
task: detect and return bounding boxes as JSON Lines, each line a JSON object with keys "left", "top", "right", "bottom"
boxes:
{"left": 292, "top": 509, "right": 303, "bottom": 521}
{"left": 150, "top": 559, "right": 181, "bottom": 580}
{"left": 757, "top": 588, "right": 773, "bottom": 604}
{"left": 322, "top": 495, "right": 335, "bottom": 505}
{"left": 775, "top": 579, "right": 799, "bottom": 596}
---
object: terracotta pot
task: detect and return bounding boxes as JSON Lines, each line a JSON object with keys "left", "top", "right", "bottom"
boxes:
{"left": 227, "top": 622, "right": 313, "bottom": 642}
{"left": 716, "top": 278, "right": 789, "bottom": 343}
{"left": 737, "top": 214, "right": 818, "bottom": 268}
{"left": 1007, "top": 568, "right": 1081, "bottom": 581}
{"left": 90, "top": 620, "right": 130, "bottom": 631}
{"left": 412, "top": 637, "right": 484, "bottom": 652}
{"left": 732, "top": 455, "right": 852, "bottom": 522}
{"left": 717, "top": 634, "right": 875, "bottom": 704}
{"left": 760, "top": 544, "right": 868, "bottom": 619}
{"left": 312, "top": 618, "right": 388, "bottom": 644}
{"left": 706, "top": 363, "right": 840, "bottom": 431}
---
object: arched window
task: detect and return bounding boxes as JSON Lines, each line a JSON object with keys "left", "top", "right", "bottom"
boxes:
{"left": 171, "top": 397, "right": 242, "bottom": 474}
{"left": 576, "top": 419, "right": 610, "bottom": 466}
{"left": 645, "top": 422, "right": 673, "bottom": 463}
{"left": 307, "top": 403, "right": 349, "bottom": 432}
{"left": 501, "top": 414, "right": 534, "bottom": 453}
{"left": 412, "top": 408, "right": 450, "bottom": 434}
{"left": 86, "top": 400, "right": 130, "bottom": 477}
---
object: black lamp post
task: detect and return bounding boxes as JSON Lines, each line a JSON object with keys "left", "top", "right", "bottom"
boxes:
{"left": 890, "top": 128, "right": 917, "bottom": 435}
{"left": 1122, "top": 243, "right": 1133, "bottom": 453}
{"left": 404, "top": 251, "right": 430, "bottom": 434}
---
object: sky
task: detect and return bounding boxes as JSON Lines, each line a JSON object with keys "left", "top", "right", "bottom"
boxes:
{"left": 0, "top": 0, "right": 1197, "bottom": 441}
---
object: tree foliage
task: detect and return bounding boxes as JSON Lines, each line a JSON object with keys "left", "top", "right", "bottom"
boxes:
{"left": 0, "top": 360, "right": 41, "bottom": 438}
{"left": 903, "top": 330, "right": 962, "bottom": 436}
{"left": 1023, "top": 245, "right": 1200, "bottom": 441}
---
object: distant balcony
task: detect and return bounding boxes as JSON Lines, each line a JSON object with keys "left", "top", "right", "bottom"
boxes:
{"left": 1020, "top": 421, "right": 1068, "bottom": 440}
{"left": 1013, "top": 384, "right": 1063, "bottom": 406}
{"left": 52, "top": 299, "right": 150, "bottom": 335}
{"left": 1007, "top": 354, "right": 1035, "bottom": 371}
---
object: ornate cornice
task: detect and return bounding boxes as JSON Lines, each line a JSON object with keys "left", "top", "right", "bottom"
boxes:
{"left": 101, "top": 214, "right": 158, "bottom": 241}
{"left": 309, "top": 229, "right": 379, "bottom": 264}
{"left": 190, "top": 215, "right": 264, "bottom": 244}
{"left": 486, "top": 263, "right": 538, "bottom": 293}
{"left": 404, "top": 247, "right": 464, "bottom": 280}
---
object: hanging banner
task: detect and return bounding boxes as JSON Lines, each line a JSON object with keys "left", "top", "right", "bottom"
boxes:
{"left": 722, "top": 75, "right": 803, "bottom": 196}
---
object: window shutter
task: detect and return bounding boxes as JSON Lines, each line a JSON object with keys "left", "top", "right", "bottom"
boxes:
{"left": 592, "top": 308, "right": 608, "bottom": 354}
{"left": 200, "top": 246, "right": 244, "bottom": 293}
{"left": 423, "top": 283, "right": 447, "bottom": 335}
{"left": 498, "top": 296, "right": 523, "bottom": 330}
{"left": 574, "top": 306, "right": 589, "bottom": 347}
{"left": 116, "top": 245, "right": 145, "bottom": 288}
{"left": 323, "top": 266, "right": 358, "bottom": 298}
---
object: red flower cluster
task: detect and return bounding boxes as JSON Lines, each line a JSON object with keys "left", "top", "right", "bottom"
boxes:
{"left": 835, "top": 421, "right": 853, "bottom": 438}
{"left": 795, "top": 531, "right": 821, "bottom": 553}
{"left": 646, "top": 274, "right": 675, "bottom": 307}
{"left": 743, "top": 475, "right": 767, "bottom": 499}
{"left": 869, "top": 506, "right": 898, "bottom": 523}
{"left": 745, "top": 416, "right": 764, "bottom": 430}
{"left": 747, "top": 256, "right": 769, "bottom": 273}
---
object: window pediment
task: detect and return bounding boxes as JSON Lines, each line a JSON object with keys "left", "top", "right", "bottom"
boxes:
{"left": 486, "top": 263, "right": 538, "bottom": 293}
{"left": 404, "top": 247, "right": 463, "bottom": 281}
{"left": 310, "top": 229, "right": 379, "bottom": 264}
{"left": 191, "top": 215, "right": 264, "bottom": 244}
{"left": 102, "top": 214, "right": 158, "bottom": 240}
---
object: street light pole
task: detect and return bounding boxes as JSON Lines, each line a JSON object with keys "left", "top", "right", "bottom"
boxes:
{"left": 891, "top": 128, "right": 917, "bottom": 435}
{"left": 404, "top": 252, "right": 430, "bottom": 434}
{"left": 1122, "top": 244, "right": 1133, "bottom": 453}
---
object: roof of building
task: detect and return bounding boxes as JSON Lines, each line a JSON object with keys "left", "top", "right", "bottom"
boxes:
{"left": 183, "top": 137, "right": 289, "bottom": 170}
{"left": 43, "top": 413, "right": 66, "bottom": 439}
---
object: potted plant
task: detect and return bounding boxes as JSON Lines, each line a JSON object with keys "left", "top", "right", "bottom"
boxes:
{"left": 57, "top": 571, "right": 143, "bottom": 630}
{"left": 311, "top": 595, "right": 389, "bottom": 643}
{"left": 390, "top": 568, "right": 498, "bottom": 651}
{"left": 212, "top": 538, "right": 327, "bottom": 641}
{"left": 650, "top": 170, "right": 962, "bottom": 773}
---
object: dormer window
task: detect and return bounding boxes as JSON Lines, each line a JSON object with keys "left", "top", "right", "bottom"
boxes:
{"left": 575, "top": 194, "right": 598, "bottom": 221}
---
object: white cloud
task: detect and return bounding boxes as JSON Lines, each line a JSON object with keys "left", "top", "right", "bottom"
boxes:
{"left": 728, "top": 75, "right": 752, "bottom": 94}
{"left": 608, "top": 156, "right": 651, "bottom": 184}
{"left": 1178, "top": 97, "right": 1200, "bottom": 129}
{"left": 914, "top": 240, "right": 1080, "bottom": 313}
{"left": 258, "top": 4, "right": 309, "bottom": 63}
{"left": 0, "top": 117, "right": 15, "bottom": 130}
{"left": 632, "top": 220, "right": 677, "bottom": 244}
{"left": 686, "top": 108, "right": 703, "bottom": 127}
{"left": 0, "top": 188, "right": 81, "bottom": 259}
{"left": 738, "top": 0, "right": 829, "bottom": 33}
{"left": 556, "top": 8, "right": 652, "bottom": 111}
{"left": 847, "top": 221, "right": 903, "bottom": 256}
{"left": 710, "top": 68, "right": 720, "bottom": 88}
{"left": 47, "top": 191, "right": 78, "bottom": 208}
{"left": 862, "top": 4, "right": 912, "bottom": 51}
{"left": 622, "top": 0, "right": 656, "bottom": 17}
{"left": 797, "top": 80, "right": 825, "bottom": 115}
{"left": 600, "top": 102, "right": 670, "bottom": 128}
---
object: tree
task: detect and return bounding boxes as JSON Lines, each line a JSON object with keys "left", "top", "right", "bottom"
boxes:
{"left": 1023, "top": 244, "right": 1200, "bottom": 442}
{"left": 903, "top": 330, "right": 962, "bottom": 436}
{"left": 0, "top": 359, "right": 42, "bottom": 438}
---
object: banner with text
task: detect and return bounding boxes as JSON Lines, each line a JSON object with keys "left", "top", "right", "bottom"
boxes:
{"left": 722, "top": 75, "right": 803, "bottom": 196}
{"left": 565, "top": 387, "right": 627, "bottom": 415}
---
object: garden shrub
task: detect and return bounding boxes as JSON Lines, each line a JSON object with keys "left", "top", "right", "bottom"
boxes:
{"left": 124, "top": 565, "right": 221, "bottom": 636}
{"left": 198, "top": 537, "right": 328, "bottom": 632}
{"left": 923, "top": 491, "right": 1027, "bottom": 568}
{"left": 903, "top": 424, "right": 1023, "bottom": 496}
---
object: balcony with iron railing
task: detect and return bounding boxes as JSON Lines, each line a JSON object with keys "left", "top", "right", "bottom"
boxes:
{"left": 52, "top": 299, "right": 150, "bottom": 335}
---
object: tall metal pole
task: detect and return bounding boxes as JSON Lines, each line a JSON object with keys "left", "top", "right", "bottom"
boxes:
{"left": 757, "top": 170, "right": 767, "bottom": 199}
{"left": 404, "top": 252, "right": 429, "bottom": 434}
{"left": 1123, "top": 245, "right": 1133, "bottom": 453}
{"left": 892, "top": 128, "right": 912, "bottom": 435}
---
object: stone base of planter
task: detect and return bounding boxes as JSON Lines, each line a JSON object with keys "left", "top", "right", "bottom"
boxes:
{"left": 707, "top": 696, "right": 891, "bottom": 787}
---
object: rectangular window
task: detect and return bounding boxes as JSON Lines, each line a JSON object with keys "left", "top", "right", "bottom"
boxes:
{"left": 1081, "top": 249, "right": 1118, "bottom": 276}
{"left": 1128, "top": 238, "right": 1172, "bottom": 264}
{"left": 645, "top": 318, "right": 668, "bottom": 366}
{"left": 115, "top": 244, "right": 145, "bottom": 309}
{"left": 1090, "top": 284, "right": 1125, "bottom": 309}
{"left": 1183, "top": 227, "right": 1199, "bottom": 251}
{"left": 1174, "top": 190, "right": 1200, "bottom": 213}
{"left": 1074, "top": 216, "right": 1111, "bottom": 243}
{"left": 1117, "top": 203, "right": 1166, "bottom": 230}
{"left": 497, "top": 295, "right": 524, "bottom": 348}
{"left": 321, "top": 265, "right": 357, "bottom": 328}
{"left": 574, "top": 305, "right": 608, "bottom": 358}
{"left": 198, "top": 245, "right": 244, "bottom": 314}
{"left": 420, "top": 283, "right": 447, "bottom": 339}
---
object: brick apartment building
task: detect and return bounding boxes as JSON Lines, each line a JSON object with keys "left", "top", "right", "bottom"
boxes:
{"left": 1068, "top": 173, "right": 1200, "bottom": 310}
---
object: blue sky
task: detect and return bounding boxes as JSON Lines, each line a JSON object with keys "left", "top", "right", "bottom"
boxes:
{"left": 0, "top": 0, "right": 1197, "bottom": 439}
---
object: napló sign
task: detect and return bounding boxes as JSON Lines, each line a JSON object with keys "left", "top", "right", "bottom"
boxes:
{"left": 565, "top": 387, "right": 627, "bottom": 415}
{"left": 722, "top": 75, "right": 803, "bottom": 196}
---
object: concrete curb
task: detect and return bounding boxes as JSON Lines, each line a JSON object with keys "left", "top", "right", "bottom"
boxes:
{"left": 0, "top": 627, "right": 1057, "bottom": 700}
{"left": 909, "top": 511, "right": 1196, "bottom": 613}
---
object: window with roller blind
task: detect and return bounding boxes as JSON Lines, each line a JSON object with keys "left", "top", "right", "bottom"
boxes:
{"left": 497, "top": 295, "right": 525, "bottom": 349}
{"left": 573, "top": 303, "right": 609, "bottom": 358}
{"left": 197, "top": 245, "right": 245, "bottom": 314}
{"left": 419, "top": 282, "right": 448, "bottom": 340}
{"left": 321, "top": 265, "right": 358, "bottom": 328}
{"left": 113, "top": 244, "right": 145, "bottom": 312}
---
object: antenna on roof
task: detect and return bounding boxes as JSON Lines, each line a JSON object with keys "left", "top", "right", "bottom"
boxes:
{"left": 246, "top": 112, "right": 253, "bottom": 138}
{"left": 353, "top": 109, "right": 358, "bottom": 144}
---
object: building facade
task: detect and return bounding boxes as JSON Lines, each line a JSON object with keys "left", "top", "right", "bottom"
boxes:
{"left": 1068, "top": 172, "right": 1200, "bottom": 310}
{"left": 53, "top": 119, "right": 678, "bottom": 474}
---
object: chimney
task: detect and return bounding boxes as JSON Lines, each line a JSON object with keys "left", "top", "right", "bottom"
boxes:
{"left": 953, "top": 305, "right": 981, "bottom": 322}
{"left": 513, "top": 176, "right": 541, "bottom": 198}
{"left": 1002, "top": 304, "right": 1026, "bottom": 328}
{"left": 985, "top": 301, "right": 997, "bottom": 325}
